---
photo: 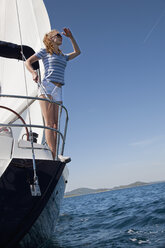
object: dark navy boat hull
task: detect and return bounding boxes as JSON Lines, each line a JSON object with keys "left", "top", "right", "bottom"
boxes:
{"left": 0, "top": 158, "right": 65, "bottom": 248}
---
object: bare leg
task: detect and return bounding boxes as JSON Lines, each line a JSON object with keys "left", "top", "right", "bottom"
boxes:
{"left": 39, "top": 95, "right": 60, "bottom": 159}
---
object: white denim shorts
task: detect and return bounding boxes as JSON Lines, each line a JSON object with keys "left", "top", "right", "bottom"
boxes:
{"left": 38, "top": 81, "right": 62, "bottom": 102}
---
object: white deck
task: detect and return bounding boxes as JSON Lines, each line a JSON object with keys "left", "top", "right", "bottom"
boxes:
{"left": 0, "top": 134, "right": 69, "bottom": 179}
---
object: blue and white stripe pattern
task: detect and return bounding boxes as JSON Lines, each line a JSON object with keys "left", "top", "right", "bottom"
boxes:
{"left": 35, "top": 48, "right": 69, "bottom": 85}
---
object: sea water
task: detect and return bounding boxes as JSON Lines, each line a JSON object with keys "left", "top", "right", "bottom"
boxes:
{"left": 43, "top": 182, "right": 165, "bottom": 248}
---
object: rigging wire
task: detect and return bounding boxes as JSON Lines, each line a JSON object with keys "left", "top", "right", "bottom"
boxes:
{"left": 15, "top": 0, "right": 41, "bottom": 196}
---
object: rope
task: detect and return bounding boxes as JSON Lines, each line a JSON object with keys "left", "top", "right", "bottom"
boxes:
{"left": 0, "top": 105, "right": 29, "bottom": 140}
{"left": 15, "top": 0, "right": 32, "bottom": 128}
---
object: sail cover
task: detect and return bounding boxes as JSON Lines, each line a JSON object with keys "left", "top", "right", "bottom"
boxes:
{"left": 0, "top": 41, "right": 39, "bottom": 69}
{"left": 0, "top": 0, "right": 51, "bottom": 127}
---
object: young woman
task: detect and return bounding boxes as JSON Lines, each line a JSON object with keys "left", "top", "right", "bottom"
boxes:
{"left": 25, "top": 28, "right": 81, "bottom": 160}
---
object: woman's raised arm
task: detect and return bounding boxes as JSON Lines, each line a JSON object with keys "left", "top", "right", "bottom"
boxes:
{"left": 62, "top": 28, "right": 81, "bottom": 60}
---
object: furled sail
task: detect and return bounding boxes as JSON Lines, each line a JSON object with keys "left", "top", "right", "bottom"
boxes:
{"left": 0, "top": 0, "right": 51, "bottom": 134}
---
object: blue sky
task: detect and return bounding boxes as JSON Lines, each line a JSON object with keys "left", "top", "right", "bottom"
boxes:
{"left": 44, "top": 0, "right": 165, "bottom": 191}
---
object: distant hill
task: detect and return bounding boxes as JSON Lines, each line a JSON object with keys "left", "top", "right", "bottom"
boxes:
{"left": 65, "top": 181, "right": 159, "bottom": 197}
{"left": 65, "top": 187, "right": 110, "bottom": 197}
{"left": 112, "top": 181, "right": 148, "bottom": 190}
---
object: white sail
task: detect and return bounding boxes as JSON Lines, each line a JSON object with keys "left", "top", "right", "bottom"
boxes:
{"left": 0, "top": 0, "right": 51, "bottom": 131}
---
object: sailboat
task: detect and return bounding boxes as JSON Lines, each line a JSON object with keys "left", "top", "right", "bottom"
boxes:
{"left": 0, "top": 0, "right": 69, "bottom": 247}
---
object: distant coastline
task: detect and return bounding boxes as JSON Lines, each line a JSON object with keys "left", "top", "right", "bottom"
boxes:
{"left": 64, "top": 181, "right": 165, "bottom": 198}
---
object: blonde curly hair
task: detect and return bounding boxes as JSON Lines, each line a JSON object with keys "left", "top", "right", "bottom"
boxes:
{"left": 43, "top": 30, "right": 62, "bottom": 55}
